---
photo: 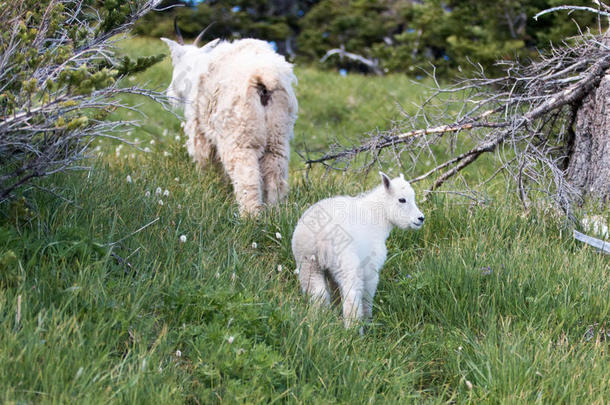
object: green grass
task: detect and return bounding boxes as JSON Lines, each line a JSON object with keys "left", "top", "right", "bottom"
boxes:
{"left": 0, "top": 36, "right": 608, "bottom": 403}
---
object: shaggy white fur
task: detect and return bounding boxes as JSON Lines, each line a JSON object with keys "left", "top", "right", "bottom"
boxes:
{"left": 162, "top": 37, "right": 298, "bottom": 216}
{"left": 291, "top": 172, "right": 424, "bottom": 329}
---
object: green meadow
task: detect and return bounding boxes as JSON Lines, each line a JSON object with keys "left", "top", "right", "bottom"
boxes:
{"left": 0, "top": 36, "right": 608, "bottom": 403}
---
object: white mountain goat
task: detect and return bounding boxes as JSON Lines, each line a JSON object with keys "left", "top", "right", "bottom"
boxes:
{"left": 291, "top": 172, "right": 425, "bottom": 329}
{"left": 161, "top": 23, "right": 298, "bottom": 216}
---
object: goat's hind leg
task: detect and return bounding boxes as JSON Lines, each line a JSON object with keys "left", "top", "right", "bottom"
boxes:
{"left": 298, "top": 256, "right": 331, "bottom": 307}
{"left": 260, "top": 140, "right": 289, "bottom": 205}
{"left": 219, "top": 145, "right": 263, "bottom": 216}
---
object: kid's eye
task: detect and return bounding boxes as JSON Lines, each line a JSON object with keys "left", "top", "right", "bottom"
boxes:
{"left": 398, "top": 198, "right": 406, "bottom": 203}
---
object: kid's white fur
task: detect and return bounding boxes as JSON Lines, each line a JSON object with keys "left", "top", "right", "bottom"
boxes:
{"left": 291, "top": 172, "right": 424, "bottom": 330}
{"left": 162, "top": 37, "right": 298, "bottom": 216}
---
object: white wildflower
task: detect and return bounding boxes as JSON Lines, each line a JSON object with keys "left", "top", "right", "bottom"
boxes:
{"left": 175, "top": 135, "right": 181, "bottom": 141}
{"left": 251, "top": 242, "right": 257, "bottom": 249}
{"left": 144, "top": 147, "right": 151, "bottom": 153}
{"left": 177, "top": 204, "right": 182, "bottom": 209}
{"left": 158, "top": 199, "right": 164, "bottom": 206}
{"left": 162, "top": 129, "right": 168, "bottom": 137}
{"left": 277, "top": 264, "right": 283, "bottom": 272}
{"left": 174, "top": 177, "right": 180, "bottom": 182}
{"left": 163, "top": 189, "right": 170, "bottom": 197}
{"left": 231, "top": 272, "right": 236, "bottom": 281}
{"left": 465, "top": 380, "right": 473, "bottom": 390}
{"left": 155, "top": 187, "right": 162, "bottom": 195}
{"left": 150, "top": 139, "right": 155, "bottom": 145}
{"left": 227, "top": 336, "right": 234, "bottom": 344}
{"left": 293, "top": 268, "right": 299, "bottom": 275}
{"left": 175, "top": 349, "right": 182, "bottom": 357}
{"left": 180, "top": 121, "right": 185, "bottom": 128}
{"left": 275, "top": 232, "right": 282, "bottom": 240}
{"left": 126, "top": 175, "right": 132, "bottom": 183}
{"left": 179, "top": 235, "right": 187, "bottom": 243}
{"left": 145, "top": 190, "right": 151, "bottom": 197}
{"left": 163, "top": 151, "right": 171, "bottom": 157}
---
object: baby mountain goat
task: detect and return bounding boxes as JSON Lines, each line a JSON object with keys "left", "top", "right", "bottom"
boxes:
{"left": 162, "top": 26, "right": 298, "bottom": 216}
{"left": 291, "top": 172, "right": 424, "bottom": 330}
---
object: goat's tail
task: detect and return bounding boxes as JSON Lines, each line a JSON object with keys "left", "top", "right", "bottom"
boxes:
{"left": 249, "top": 64, "right": 297, "bottom": 109}
{"left": 247, "top": 65, "right": 298, "bottom": 142}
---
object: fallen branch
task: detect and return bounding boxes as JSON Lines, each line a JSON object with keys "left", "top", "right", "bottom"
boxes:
{"left": 573, "top": 230, "right": 610, "bottom": 254}
{"left": 321, "top": 45, "right": 383, "bottom": 75}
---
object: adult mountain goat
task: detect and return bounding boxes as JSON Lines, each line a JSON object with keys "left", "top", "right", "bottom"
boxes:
{"left": 162, "top": 23, "right": 298, "bottom": 216}
{"left": 292, "top": 172, "right": 425, "bottom": 330}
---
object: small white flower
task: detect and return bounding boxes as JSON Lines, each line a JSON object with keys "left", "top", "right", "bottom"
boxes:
{"left": 179, "top": 235, "right": 187, "bottom": 243}
{"left": 251, "top": 242, "right": 257, "bottom": 249}
{"left": 150, "top": 139, "right": 155, "bottom": 145}
{"left": 175, "top": 349, "right": 182, "bottom": 357}
{"left": 158, "top": 199, "right": 164, "bottom": 206}
{"left": 231, "top": 272, "right": 236, "bottom": 281}
{"left": 175, "top": 135, "right": 181, "bottom": 141}
{"left": 127, "top": 131, "right": 133, "bottom": 136}
{"left": 163, "top": 189, "right": 170, "bottom": 197}
{"left": 162, "top": 129, "right": 168, "bottom": 137}
{"left": 275, "top": 232, "right": 282, "bottom": 240}
{"left": 293, "top": 268, "right": 300, "bottom": 275}
{"left": 126, "top": 175, "right": 132, "bottom": 183}
{"left": 94, "top": 145, "right": 101, "bottom": 152}
{"left": 180, "top": 121, "right": 185, "bottom": 128}
{"left": 174, "top": 177, "right": 180, "bottom": 182}
{"left": 277, "top": 264, "right": 283, "bottom": 272}
{"left": 145, "top": 190, "right": 151, "bottom": 197}
{"left": 155, "top": 187, "right": 162, "bottom": 195}
{"left": 130, "top": 153, "right": 135, "bottom": 159}
{"left": 177, "top": 204, "right": 182, "bottom": 209}
{"left": 144, "top": 147, "right": 151, "bottom": 153}
{"left": 465, "top": 380, "right": 473, "bottom": 390}
{"left": 458, "top": 346, "right": 463, "bottom": 351}
{"left": 134, "top": 137, "right": 140, "bottom": 143}
{"left": 163, "top": 151, "right": 171, "bottom": 157}
{"left": 158, "top": 366, "right": 163, "bottom": 373}
{"left": 227, "top": 336, "right": 234, "bottom": 344}
{"left": 216, "top": 272, "right": 220, "bottom": 278}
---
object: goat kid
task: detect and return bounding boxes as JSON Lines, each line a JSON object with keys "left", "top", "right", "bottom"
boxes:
{"left": 292, "top": 172, "right": 424, "bottom": 330}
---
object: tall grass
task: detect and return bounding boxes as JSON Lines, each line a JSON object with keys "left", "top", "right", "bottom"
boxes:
{"left": 0, "top": 36, "right": 608, "bottom": 403}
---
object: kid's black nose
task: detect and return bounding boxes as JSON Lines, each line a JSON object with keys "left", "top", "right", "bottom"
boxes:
{"left": 418, "top": 216, "right": 425, "bottom": 222}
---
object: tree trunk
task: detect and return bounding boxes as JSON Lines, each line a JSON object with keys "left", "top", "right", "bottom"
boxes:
{"left": 566, "top": 70, "right": 610, "bottom": 204}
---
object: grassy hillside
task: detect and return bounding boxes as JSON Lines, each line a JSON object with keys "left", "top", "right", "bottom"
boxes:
{"left": 0, "top": 36, "right": 608, "bottom": 403}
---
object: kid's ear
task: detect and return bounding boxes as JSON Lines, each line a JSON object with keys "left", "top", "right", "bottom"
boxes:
{"left": 160, "top": 37, "right": 184, "bottom": 60}
{"left": 379, "top": 171, "right": 391, "bottom": 192}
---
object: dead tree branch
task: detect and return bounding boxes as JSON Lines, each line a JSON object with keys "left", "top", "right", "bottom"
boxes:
{"left": 305, "top": 5, "right": 610, "bottom": 212}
